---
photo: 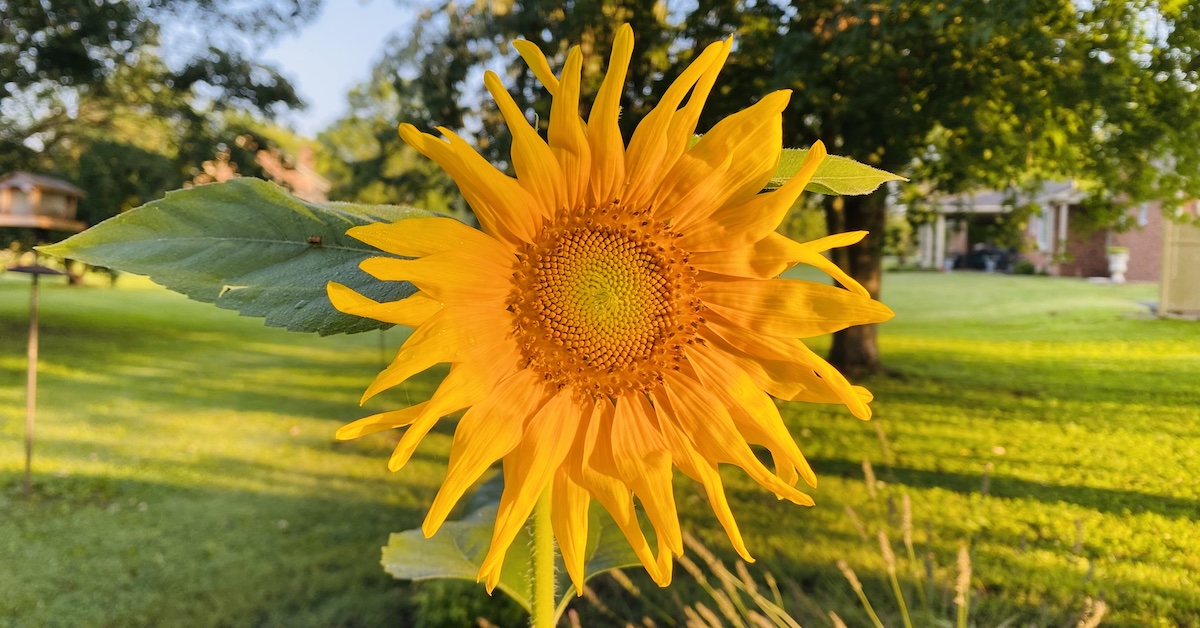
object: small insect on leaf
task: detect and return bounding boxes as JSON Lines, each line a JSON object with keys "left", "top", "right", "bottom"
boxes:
{"left": 307, "top": 235, "right": 323, "bottom": 246}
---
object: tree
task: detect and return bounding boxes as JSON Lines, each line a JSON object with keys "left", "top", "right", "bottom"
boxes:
{"left": 1, "top": 0, "right": 319, "bottom": 234}
{"left": 317, "top": 1, "right": 1200, "bottom": 374}
{"left": 764, "top": 0, "right": 1200, "bottom": 374}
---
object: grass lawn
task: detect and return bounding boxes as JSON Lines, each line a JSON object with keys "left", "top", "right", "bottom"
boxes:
{"left": 1, "top": 270, "right": 1197, "bottom": 627}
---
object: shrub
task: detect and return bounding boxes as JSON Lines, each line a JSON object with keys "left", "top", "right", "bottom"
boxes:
{"left": 1012, "top": 260, "right": 1036, "bottom": 275}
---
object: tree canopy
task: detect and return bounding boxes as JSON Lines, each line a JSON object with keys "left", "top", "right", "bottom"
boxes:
{"left": 12, "top": 0, "right": 1200, "bottom": 369}
{"left": 0, "top": 0, "right": 320, "bottom": 238}
{"left": 367, "top": 0, "right": 1200, "bottom": 372}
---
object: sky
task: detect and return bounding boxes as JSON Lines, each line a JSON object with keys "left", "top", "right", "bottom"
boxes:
{"left": 260, "top": 1, "right": 419, "bottom": 137}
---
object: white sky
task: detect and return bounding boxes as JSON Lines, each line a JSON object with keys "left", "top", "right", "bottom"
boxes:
{"left": 260, "top": 1, "right": 420, "bottom": 137}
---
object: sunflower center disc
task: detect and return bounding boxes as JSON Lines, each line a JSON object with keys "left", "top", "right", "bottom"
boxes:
{"left": 510, "top": 204, "right": 702, "bottom": 397}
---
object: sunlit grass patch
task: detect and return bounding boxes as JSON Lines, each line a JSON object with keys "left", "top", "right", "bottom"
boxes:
{"left": 1, "top": 271, "right": 1196, "bottom": 626}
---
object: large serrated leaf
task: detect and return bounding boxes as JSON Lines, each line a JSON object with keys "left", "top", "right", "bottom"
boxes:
{"left": 39, "top": 178, "right": 436, "bottom": 335}
{"left": 769, "top": 148, "right": 907, "bottom": 195}
{"left": 382, "top": 502, "right": 535, "bottom": 611}
{"left": 381, "top": 474, "right": 643, "bottom": 620}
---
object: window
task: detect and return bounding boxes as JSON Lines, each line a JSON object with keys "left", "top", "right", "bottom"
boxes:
{"left": 1033, "top": 207, "right": 1052, "bottom": 251}
{"left": 1137, "top": 202, "right": 1150, "bottom": 227}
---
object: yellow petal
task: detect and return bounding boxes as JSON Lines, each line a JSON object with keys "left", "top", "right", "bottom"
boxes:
{"left": 587, "top": 24, "right": 633, "bottom": 206}
{"left": 335, "top": 401, "right": 429, "bottom": 440}
{"left": 478, "top": 390, "right": 582, "bottom": 591}
{"left": 422, "top": 369, "right": 549, "bottom": 536}
{"left": 606, "top": 395, "right": 682, "bottom": 556}
{"left": 680, "top": 141, "right": 828, "bottom": 252}
{"left": 663, "top": 37, "right": 732, "bottom": 164}
{"left": 703, "top": 324, "right": 871, "bottom": 419}
{"left": 572, "top": 401, "right": 667, "bottom": 585}
{"left": 703, "top": 331, "right": 830, "bottom": 402}
{"left": 551, "top": 466, "right": 591, "bottom": 594}
{"left": 623, "top": 40, "right": 729, "bottom": 209}
{"left": 651, "top": 393, "right": 753, "bottom": 561}
{"left": 655, "top": 91, "right": 790, "bottom": 229}
{"left": 685, "top": 343, "right": 816, "bottom": 488}
{"left": 358, "top": 310, "right": 458, "bottom": 403}
{"left": 691, "top": 232, "right": 799, "bottom": 279}
{"left": 346, "top": 216, "right": 511, "bottom": 262}
{"left": 549, "top": 46, "right": 591, "bottom": 211}
{"left": 789, "top": 243, "right": 871, "bottom": 297}
{"left": 512, "top": 39, "right": 560, "bottom": 96}
{"left": 359, "top": 253, "right": 512, "bottom": 303}
{"left": 398, "top": 123, "right": 541, "bottom": 245}
{"left": 661, "top": 371, "right": 814, "bottom": 506}
{"left": 693, "top": 230, "right": 870, "bottom": 296}
{"left": 805, "top": 230, "right": 870, "bottom": 253}
{"left": 699, "top": 278, "right": 894, "bottom": 338}
{"left": 772, "top": 451, "right": 800, "bottom": 487}
{"left": 484, "top": 70, "right": 566, "bottom": 217}
{"left": 387, "top": 343, "right": 520, "bottom": 472}
{"left": 358, "top": 306, "right": 510, "bottom": 403}
{"left": 327, "top": 282, "right": 443, "bottom": 327}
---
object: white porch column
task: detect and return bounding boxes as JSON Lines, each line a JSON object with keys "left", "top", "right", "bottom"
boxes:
{"left": 1057, "top": 202, "right": 1069, "bottom": 258}
{"left": 918, "top": 223, "right": 933, "bottom": 268}
{"left": 934, "top": 213, "right": 947, "bottom": 270}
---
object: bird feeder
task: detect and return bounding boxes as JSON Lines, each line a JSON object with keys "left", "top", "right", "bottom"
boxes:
{"left": 2, "top": 171, "right": 86, "bottom": 496}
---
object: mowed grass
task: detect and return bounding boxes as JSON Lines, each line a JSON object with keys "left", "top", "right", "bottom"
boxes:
{"left": 1, "top": 271, "right": 1197, "bottom": 626}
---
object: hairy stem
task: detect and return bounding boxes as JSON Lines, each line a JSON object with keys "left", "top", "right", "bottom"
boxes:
{"left": 530, "top": 488, "right": 556, "bottom": 628}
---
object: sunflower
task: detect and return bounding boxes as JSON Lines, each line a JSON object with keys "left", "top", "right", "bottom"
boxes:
{"left": 327, "top": 24, "right": 893, "bottom": 593}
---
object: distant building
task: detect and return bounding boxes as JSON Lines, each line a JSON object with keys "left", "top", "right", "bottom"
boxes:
{"left": 1160, "top": 203, "right": 1200, "bottom": 316}
{"left": 255, "top": 146, "right": 331, "bottom": 203}
{"left": 192, "top": 142, "right": 331, "bottom": 203}
{"left": 915, "top": 181, "right": 1166, "bottom": 282}
{"left": 0, "top": 172, "right": 87, "bottom": 233}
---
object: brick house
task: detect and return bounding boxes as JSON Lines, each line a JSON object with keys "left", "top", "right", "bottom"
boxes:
{"left": 915, "top": 181, "right": 1166, "bottom": 281}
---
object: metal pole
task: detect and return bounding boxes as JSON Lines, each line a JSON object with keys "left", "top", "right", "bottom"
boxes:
{"left": 25, "top": 270, "right": 39, "bottom": 497}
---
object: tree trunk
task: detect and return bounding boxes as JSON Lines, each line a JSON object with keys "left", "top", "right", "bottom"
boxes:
{"left": 825, "top": 191, "right": 888, "bottom": 377}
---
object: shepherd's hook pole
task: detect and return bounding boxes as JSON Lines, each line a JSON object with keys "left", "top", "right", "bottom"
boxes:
{"left": 24, "top": 268, "right": 40, "bottom": 497}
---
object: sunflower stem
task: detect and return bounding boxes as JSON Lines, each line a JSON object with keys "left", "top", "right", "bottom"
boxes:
{"left": 531, "top": 487, "right": 556, "bottom": 628}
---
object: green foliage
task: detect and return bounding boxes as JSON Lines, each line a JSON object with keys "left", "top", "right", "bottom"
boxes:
{"left": 1012, "top": 260, "right": 1037, "bottom": 275}
{"left": 382, "top": 475, "right": 642, "bottom": 621}
{"left": 0, "top": 0, "right": 318, "bottom": 99}
{"left": 0, "top": 0, "right": 320, "bottom": 251}
{"left": 74, "top": 141, "right": 184, "bottom": 226}
{"left": 383, "top": 501, "right": 535, "bottom": 609}
{"left": 41, "top": 179, "right": 433, "bottom": 335}
{"left": 316, "top": 69, "right": 460, "bottom": 211}
{"left": 883, "top": 212, "right": 914, "bottom": 261}
{"left": 777, "top": 203, "right": 828, "bottom": 244}
{"left": 407, "top": 580, "right": 528, "bottom": 628}
{"left": 398, "top": 0, "right": 1200, "bottom": 367}
{"left": 0, "top": 0, "right": 142, "bottom": 98}
{"left": 770, "top": 148, "right": 906, "bottom": 196}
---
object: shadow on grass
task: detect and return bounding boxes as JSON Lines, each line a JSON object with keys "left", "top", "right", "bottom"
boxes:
{"left": 0, "top": 468, "right": 527, "bottom": 628}
{"left": 805, "top": 457, "right": 1200, "bottom": 521}
{"left": 874, "top": 351, "right": 1200, "bottom": 417}
{"left": 0, "top": 318, "right": 424, "bottom": 424}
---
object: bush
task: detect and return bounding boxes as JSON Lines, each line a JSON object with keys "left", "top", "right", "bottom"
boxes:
{"left": 1012, "top": 260, "right": 1036, "bottom": 275}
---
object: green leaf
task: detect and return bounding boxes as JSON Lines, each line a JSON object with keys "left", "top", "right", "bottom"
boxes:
{"left": 553, "top": 505, "right": 642, "bottom": 621}
{"left": 382, "top": 501, "right": 534, "bottom": 611}
{"left": 39, "top": 178, "right": 435, "bottom": 335}
{"left": 380, "top": 474, "right": 644, "bottom": 619}
{"left": 769, "top": 148, "right": 907, "bottom": 195}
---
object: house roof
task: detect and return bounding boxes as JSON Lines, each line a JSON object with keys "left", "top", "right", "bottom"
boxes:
{"left": 0, "top": 171, "right": 86, "bottom": 197}
{"left": 929, "top": 180, "right": 1085, "bottom": 214}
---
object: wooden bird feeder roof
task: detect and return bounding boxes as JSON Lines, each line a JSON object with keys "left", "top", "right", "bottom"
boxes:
{"left": 0, "top": 171, "right": 87, "bottom": 234}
